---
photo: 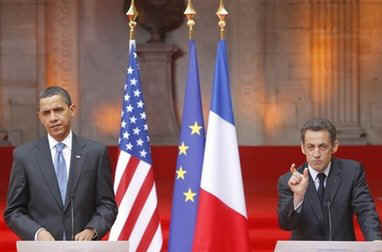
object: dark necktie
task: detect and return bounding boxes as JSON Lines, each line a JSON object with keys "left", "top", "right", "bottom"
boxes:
{"left": 317, "top": 173, "right": 326, "bottom": 204}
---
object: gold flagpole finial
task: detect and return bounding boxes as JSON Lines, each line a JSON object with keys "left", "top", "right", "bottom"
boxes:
{"left": 216, "top": 0, "right": 228, "bottom": 40}
{"left": 126, "top": 0, "right": 139, "bottom": 40}
{"left": 184, "top": 0, "right": 197, "bottom": 40}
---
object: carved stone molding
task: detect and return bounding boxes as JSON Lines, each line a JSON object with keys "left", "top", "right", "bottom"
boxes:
{"left": 311, "top": 0, "right": 365, "bottom": 144}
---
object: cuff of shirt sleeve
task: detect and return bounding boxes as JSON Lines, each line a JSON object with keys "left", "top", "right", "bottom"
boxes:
{"left": 294, "top": 200, "right": 303, "bottom": 213}
{"left": 34, "top": 227, "right": 46, "bottom": 240}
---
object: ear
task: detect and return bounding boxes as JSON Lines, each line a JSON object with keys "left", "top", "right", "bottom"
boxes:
{"left": 37, "top": 111, "right": 42, "bottom": 122}
{"left": 300, "top": 141, "right": 306, "bottom": 155}
{"left": 331, "top": 139, "right": 339, "bottom": 154}
{"left": 69, "top": 104, "right": 77, "bottom": 116}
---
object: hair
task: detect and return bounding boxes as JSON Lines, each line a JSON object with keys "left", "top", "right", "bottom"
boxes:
{"left": 300, "top": 118, "right": 337, "bottom": 144}
{"left": 39, "top": 86, "right": 72, "bottom": 106}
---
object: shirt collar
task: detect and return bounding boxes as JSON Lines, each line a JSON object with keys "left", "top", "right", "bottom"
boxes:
{"left": 308, "top": 161, "right": 331, "bottom": 181}
{"left": 48, "top": 131, "right": 73, "bottom": 151}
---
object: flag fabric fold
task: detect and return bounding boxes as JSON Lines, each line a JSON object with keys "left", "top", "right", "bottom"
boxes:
{"left": 168, "top": 40, "right": 205, "bottom": 252}
{"left": 192, "top": 40, "right": 250, "bottom": 252}
{"left": 108, "top": 40, "right": 163, "bottom": 252}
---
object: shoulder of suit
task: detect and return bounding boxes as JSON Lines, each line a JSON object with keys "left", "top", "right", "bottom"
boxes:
{"left": 13, "top": 138, "right": 43, "bottom": 155}
{"left": 332, "top": 157, "right": 363, "bottom": 175}
{"left": 75, "top": 135, "right": 107, "bottom": 151}
{"left": 332, "top": 157, "right": 361, "bottom": 168}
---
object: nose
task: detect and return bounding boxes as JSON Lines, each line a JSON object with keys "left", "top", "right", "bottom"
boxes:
{"left": 311, "top": 147, "right": 321, "bottom": 157}
{"left": 48, "top": 111, "right": 58, "bottom": 122}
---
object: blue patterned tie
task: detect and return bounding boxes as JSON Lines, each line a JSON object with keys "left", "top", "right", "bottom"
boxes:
{"left": 54, "top": 142, "right": 67, "bottom": 204}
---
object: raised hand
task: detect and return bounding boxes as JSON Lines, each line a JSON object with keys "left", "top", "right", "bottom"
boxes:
{"left": 287, "top": 163, "right": 309, "bottom": 206}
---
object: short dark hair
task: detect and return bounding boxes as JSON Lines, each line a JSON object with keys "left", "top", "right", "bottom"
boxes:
{"left": 300, "top": 118, "right": 337, "bottom": 144}
{"left": 39, "top": 86, "right": 72, "bottom": 106}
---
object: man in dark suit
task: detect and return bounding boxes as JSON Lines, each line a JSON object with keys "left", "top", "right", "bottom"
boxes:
{"left": 4, "top": 86, "right": 118, "bottom": 241}
{"left": 278, "top": 118, "right": 382, "bottom": 240}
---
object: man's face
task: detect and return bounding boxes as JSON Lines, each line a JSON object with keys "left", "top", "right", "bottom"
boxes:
{"left": 38, "top": 95, "right": 75, "bottom": 141}
{"left": 301, "top": 129, "right": 338, "bottom": 172}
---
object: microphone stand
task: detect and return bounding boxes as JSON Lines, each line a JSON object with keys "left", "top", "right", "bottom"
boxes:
{"left": 327, "top": 200, "right": 332, "bottom": 241}
{"left": 71, "top": 194, "right": 75, "bottom": 240}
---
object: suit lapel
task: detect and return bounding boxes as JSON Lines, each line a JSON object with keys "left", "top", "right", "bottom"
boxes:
{"left": 324, "top": 159, "right": 342, "bottom": 203}
{"left": 64, "top": 134, "right": 86, "bottom": 210}
{"left": 306, "top": 171, "right": 325, "bottom": 223}
{"left": 35, "top": 137, "right": 64, "bottom": 209}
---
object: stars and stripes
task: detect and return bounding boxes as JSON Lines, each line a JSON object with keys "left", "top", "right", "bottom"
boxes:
{"left": 108, "top": 41, "right": 163, "bottom": 252}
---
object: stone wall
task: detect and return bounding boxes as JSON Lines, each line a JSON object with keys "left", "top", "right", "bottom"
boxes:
{"left": 1, "top": 0, "right": 382, "bottom": 146}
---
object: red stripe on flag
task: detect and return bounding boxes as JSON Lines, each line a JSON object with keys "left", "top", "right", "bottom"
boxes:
{"left": 136, "top": 206, "right": 161, "bottom": 252}
{"left": 115, "top": 155, "right": 140, "bottom": 205}
{"left": 118, "top": 168, "right": 155, "bottom": 240}
{"left": 193, "top": 189, "right": 250, "bottom": 252}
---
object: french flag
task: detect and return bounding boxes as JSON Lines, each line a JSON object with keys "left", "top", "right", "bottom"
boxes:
{"left": 192, "top": 40, "right": 250, "bottom": 251}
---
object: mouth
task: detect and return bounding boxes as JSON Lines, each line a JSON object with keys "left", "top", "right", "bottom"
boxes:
{"left": 311, "top": 160, "right": 322, "bottom": 165}
{"left": 50, "top": 125, "right": 62, "bottom": 130}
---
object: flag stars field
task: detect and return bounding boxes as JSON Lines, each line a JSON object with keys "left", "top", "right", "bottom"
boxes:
{"left": 127, "top": 66, "right": 133, "bottom": 74}
{"left": 184, "top": 188, "right": 197, "bottom": 202}
{"left": 176, "top": 166, "right": 187, "bottom": 180}
{"left": 134, "top": 89, "right": 141, "bottom": 97}
{"left": 189, "top": 121, "right": 203, "bottom": 135}
{"left": 178, "top": 142, "right": 189, "bottom": 155}
{"left": 168, "top": 40, "right": 205, "bottom": 251}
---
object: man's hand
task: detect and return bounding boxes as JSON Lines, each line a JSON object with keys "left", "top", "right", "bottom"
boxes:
{"left": 37, "top": 229, "right": 55, "bottom": 241}
{"left": 74, "top": 228, "right": 96, "bottom": 241}
{"left": 287, "top": 163, "right": 309, "bottom": 206}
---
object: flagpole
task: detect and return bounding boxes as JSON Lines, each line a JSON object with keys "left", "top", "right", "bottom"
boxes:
{"left": 184, "top": 0, "right": 196, "bottom": 40}
{"left": 126, "top": 0, "right": 138, "bottom": 41}
{"left": 216, "top": 0, "right": 228, "bottom": 40}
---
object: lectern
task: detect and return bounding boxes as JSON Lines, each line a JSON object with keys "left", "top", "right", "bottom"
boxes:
{"left": 274, "top": 240, "right": 382, "bottom": 252}
{"left": 17, "top": 241, "right": 129, "bottom": 252}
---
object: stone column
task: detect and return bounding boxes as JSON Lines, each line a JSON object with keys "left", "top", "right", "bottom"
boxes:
{"left": 0, "top": 0, "right": 42, "bottom": 144}
{"left": 137, "top": 43, "right": 180, "bottom": 144}
{"left": 311, "top": 0, "right": 364, "bottom": 144}
{"left": 44, "top": 0, "right": 80, "bottom": 132}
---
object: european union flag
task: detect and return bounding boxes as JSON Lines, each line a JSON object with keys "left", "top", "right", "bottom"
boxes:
{"left": 168, "top": 40, "right": 205, "bottom": 252}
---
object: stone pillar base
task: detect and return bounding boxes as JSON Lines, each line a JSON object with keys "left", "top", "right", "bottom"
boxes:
{"left": 137, "top": 42, "right": 180, "bottom": 145}
{"left": 337, "top": 127, "right": 367, "bottom": 145}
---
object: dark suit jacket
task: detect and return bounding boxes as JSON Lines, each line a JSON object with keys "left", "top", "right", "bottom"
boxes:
{"left": 278, "top": 158, "right": 382, "bottom": 241}
{"left": 4, "top": 134, "right": 118, "bottom": 240}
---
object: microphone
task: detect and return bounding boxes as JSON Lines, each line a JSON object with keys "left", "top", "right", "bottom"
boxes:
{"left": 327, "top": 200, "right": 332, "bottom": 241}
{"left": 71, "top": 193, "right": 75, "bottom": 240}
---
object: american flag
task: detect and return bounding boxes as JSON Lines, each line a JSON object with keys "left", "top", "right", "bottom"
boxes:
{"left": 108, "top": 41, "right": 163, "bottom": 252}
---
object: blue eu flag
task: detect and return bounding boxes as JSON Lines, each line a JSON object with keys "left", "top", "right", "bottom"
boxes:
{"left": 168, "top": 40, "right": 205, "bottom": 252}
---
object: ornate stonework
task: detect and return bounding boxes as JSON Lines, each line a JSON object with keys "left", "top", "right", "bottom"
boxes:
{"left": 311, "top": 0, "right": 365, "bottom": 144}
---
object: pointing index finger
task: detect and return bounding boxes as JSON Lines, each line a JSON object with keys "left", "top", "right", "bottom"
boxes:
{"left": 290, "top": 163, "right": 296, "bottom": 173}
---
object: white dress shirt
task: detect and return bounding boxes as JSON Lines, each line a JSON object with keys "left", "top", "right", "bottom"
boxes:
{"left": 48, "top": 131, "right": 72, "bottom": 177}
